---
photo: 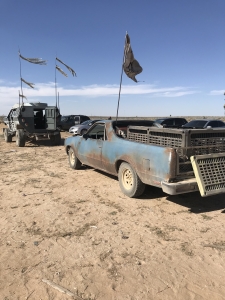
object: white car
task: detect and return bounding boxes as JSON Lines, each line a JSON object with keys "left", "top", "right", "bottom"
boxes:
{"left": 69, "top": 119, "right": 100, "bottom": 135}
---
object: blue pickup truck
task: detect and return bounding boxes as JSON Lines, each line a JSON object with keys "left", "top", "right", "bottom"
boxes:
{"left": 64, "top": 119, "right": 225, "bottom": 198}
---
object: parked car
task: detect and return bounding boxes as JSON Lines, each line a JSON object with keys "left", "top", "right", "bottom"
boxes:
{"left": 69, "top": 119, "right": 100, "bottom": 135}
{"left": 154, "top": 117, "right": 187, "bottom": 128}
{"left": 182, "top": 119, "right": 225, "bottom": 129}
{"left": 58, "top": 115, "right": 90, "bottom": 131}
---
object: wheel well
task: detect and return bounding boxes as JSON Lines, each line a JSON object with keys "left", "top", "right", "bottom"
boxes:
{"left": 116, "top": 160, "right": 128, "bottom": 173}
{"left": 66, "top": 145, "right": 71, "bottom": 154}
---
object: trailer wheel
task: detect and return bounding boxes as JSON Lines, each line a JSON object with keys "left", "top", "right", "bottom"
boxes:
{"left": 118, "top": 162, "right": 145, "bottom": 198}
{"left": 4, "top": 128, "right": 12, "bottom": 143}
{"left": 68, "top": 148, "right": 82, "bottom": 169}
{"left": 16, "top": 129, "right": 26, "bottom": 147}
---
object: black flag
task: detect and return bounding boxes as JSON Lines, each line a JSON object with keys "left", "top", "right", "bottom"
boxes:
{"left": 19, "top": 52, "right": 47, "bottom": 65}
{"left": 123, "top": 34, "right": 143, "bottom": 83}
{"left": 56, "top": 65, "right": 68, "bottom": 77}
{"left": 56, "top": 57, "right": 76, "bottom": 77}
{"left": 21, "top": 78, "right": 35, "bottom": 89}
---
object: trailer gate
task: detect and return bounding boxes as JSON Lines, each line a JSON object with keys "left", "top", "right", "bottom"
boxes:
{"left": 191, "top": 154, "right": 225, "bottom": 197}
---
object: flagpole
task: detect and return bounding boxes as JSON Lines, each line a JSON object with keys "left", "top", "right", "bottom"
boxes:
{"left": 18, "top": 90, "right": 20, "bottom": 108}
{"left": 55, "top": 57, "right": 58, "bottom": 107}
{"left": 18, "top": 50, "right": 23, "bottom": 105}
{"left": 116, "top": 33, "right": 127, "bottom": 124}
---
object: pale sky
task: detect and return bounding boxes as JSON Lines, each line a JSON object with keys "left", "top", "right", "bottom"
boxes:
{"left": 0, "top": 0, "right": 225, "bottom": 117}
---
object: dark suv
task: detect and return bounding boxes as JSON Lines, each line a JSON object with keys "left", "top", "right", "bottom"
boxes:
{"left": 154, "top": 117, "right": 187, "bottom": 128}
{"left": 58, "top": 115, "right": 90, "bottom": 131}
{"left": 182, "top": 119, "right": 225, "bottom": 129}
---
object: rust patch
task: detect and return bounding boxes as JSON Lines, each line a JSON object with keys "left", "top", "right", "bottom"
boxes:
{"left": 164, "top": 147, "right": 177, "bottom": 180}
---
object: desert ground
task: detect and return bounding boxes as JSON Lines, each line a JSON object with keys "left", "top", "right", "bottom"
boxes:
{"left": 1, "top": 121, "right": 225, "bottom": 300}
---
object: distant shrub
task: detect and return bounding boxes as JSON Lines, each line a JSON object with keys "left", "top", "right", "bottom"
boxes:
{"left": 0, "top": 115, "right": 6, "bottom": 123}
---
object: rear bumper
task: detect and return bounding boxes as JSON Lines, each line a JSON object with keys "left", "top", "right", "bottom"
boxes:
{"left": 161, "top": 178, "right": 199, "bottom": 195}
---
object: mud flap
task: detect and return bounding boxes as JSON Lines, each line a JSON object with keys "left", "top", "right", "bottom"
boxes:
{"left": 191, "top": 154, "right": 225, "bottom": 197}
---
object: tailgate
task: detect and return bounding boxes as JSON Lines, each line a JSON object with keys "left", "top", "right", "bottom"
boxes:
{"left": 191, "top": 153, "right": 225, "bottom": 197}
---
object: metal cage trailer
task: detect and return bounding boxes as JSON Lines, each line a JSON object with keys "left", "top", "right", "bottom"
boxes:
{"left": 127, "top": 125, "right": 225, "bottom": 197}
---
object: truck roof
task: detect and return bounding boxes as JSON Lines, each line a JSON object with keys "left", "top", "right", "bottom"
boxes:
{"left": 12, "top": 102, "right": 48, "bottom": 109}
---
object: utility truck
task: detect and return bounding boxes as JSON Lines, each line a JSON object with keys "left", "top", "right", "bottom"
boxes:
{"left": 3, "top": 102, "right": 61, "bottom": 147}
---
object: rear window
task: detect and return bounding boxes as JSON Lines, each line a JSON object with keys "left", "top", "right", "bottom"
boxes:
{"left": 183, "top": 120, "right": 207, "bottom": 128}
{"left": 175, "top": 118, "right": 187, "bottom": 125}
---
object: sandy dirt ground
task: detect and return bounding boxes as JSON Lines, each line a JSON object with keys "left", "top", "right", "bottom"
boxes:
{"left": 1, "top": 123, "right": 225, "bottom": 300}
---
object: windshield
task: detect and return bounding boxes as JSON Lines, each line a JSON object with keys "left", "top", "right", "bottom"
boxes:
{"left": 61, "top": 116, "right": 69, "bottom": 122}
{"left": 81, "top": 120, "right": 91, "bottom": 125}
{"left": 154, "top": 119, "right": 165, "bottom": 124}
{"left": 183, "top": 120, "right": 207, "bottom": 128}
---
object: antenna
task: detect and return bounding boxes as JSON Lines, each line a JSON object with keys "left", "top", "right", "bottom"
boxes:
{"left": 224, "top": 92, "right": 225, "bottom": 116}
{"left": 18, "top": 90, "right": 20, "bottom": 108}
{"left": 55, "top": 56, "right": 58, "bottom": 107}
{"left": 18, "top": 49, "right": 23, "bottom": 105}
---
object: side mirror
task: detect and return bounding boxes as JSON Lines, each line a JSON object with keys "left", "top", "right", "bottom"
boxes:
{"left": 206, "top": 126, "right": 212, "bottom": 129}
{"left": 83, "top": 134, "right": 88, "bottom": 139}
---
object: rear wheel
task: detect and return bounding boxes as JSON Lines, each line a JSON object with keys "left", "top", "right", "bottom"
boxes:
{"left": 50, "top": 132, "right": 61, "bottom": 146}
{"left": 4, "top": 128, "right": 12, "bottom": 143}
{"left": 68, "top": 148, "right": 82, "bottom": 169}
{"left": 118, "top": 162, "right": 145, "bottom": 198}
{"left": 16, "top": 129, "right": 26, "bottom": 147}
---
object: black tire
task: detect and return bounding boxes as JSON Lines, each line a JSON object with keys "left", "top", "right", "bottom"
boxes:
{"left": 16, "top": 129, "right": 26, "bottom": 147}
{"left": 80, "top": 129, "right": 87, "bottom": 135}
{"left": 55, "top": 132, "right": 61, "bottom": 145}
{"left": 4, "top": 128, "right": 12, "bottom": 143}
{"left": 68, "top": 148, "right": 82, "bottom": 169}
{"left": 50, "top": 132, "right": 61, "bottom": 146}
{"left": 118, "top": 162, "right": 145, "bottom": 198}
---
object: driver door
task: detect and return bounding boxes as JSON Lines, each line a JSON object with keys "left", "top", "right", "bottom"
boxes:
{"left": 78, "top": 123, "right": 105, "bottom": 169}
{"left": 45, "top": 107, "right": 57, "bottom": 130}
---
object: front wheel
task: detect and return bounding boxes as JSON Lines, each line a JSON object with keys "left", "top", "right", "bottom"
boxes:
{"left": 4, "top": 128, "right": 12, "bottom": 143}
{"left": 118, "top": 162, "right": 145, "bottom": 198}
{"left": 80, "top": 129, "right": 87, "bottom": 135}
{"left": 68, "top": 148, "right": 82, "bottom": 169}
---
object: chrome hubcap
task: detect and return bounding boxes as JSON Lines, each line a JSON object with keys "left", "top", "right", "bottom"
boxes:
{"left": 70, "top": 151, "right": 75, "bottom": 165}
{"left": 122, "top": 168, "right": 133, "bottom": 190}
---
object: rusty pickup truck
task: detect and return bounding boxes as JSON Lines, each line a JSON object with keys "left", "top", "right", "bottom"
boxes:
{"left": 64, "top": 119, "right": 225, "bottom": 198}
